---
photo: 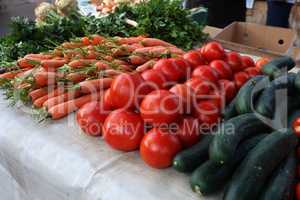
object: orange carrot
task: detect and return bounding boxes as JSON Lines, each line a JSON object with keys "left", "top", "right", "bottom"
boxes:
{"left": 48, "top": 92, "right": 102, "bottom": 120}
{"left": 112, "top": 59, "right": 130, "bottom": 66}
{"left": 85, "top": 50, "right": 97, "bottom": 59}
{"left": 29, "top": 87, "right": 52, "bottom": 101}
{"left": 17, "top": 58, "right": 37, "bottom": 69}
{"left": 79, "top": 78, "right": 113, "bottom": 94}
{"left": 16, "top": 68, "right": 34, "bottom": 78}
{"left": 25, "top": 54, "right": 53, "bottom": 60}
{"left": 133, "top": 46, "right": 185, "bottom": 56}
{"left": 62, "top": 42, "right": 84, "bottom": 49}
{"left": 0, "top": 71, "right": 18, "bottom": 79}
{"left": 33, "top": 87, "right": 65, "bottom": 108}
{"left": 141, "top": 38, "right": 177, "bottom": 47}
{"left": 41, "top": 59, "right": 68, "bottom": 70}
{"left": 91, "top": 35, "right": 104, "bottom": 45}
{"left": 66, "top": 73, "right": 87, "bottom": 83}
{"left": 33, "top": 71, "right": 63, "bottom": 87}
{"left": 128, "top": 55, "right": 148, "bottom": 65}
{"left": 136, "top": 59, "right": 158, "bottom": 72}
{"left": 68, "top": 59, "right": 97, "bottom": 68}
{"left": 95, "top": 61, "right": 109, "bottom": 70}
{"left": 116, "top": 36, "right": 145, "bottom": 45}
{"left": 43, "top": 90, "right": 81, "bottom": 109}
{"left": 102, "top": 69, "right": 123, "bottom": 77}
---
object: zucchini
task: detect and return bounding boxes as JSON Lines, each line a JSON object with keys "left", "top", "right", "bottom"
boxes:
{"left": 260, "top": 151, "right": 296, "bottom": 200}
{"left": 262, "top": 56, "right": 295, "bottom": 79}
{"left": 209, "top": 113, "right": 270, "bottom": 164}
{"left": 295, "top": 71, "right": 300, "bottom": 91}
{"left": 190, "top": 134, "right": 267, "bottom": 195}
{"left": 173, "top": 134, "right": 213, "bottom": 173}
{"left": 223, "top": 129, "right": 298, "bottom": 200}
{"left": 255, "top": 73, "right": 296, "bottom": 118}
{"left": 222, "top": 97, "right": 238, "bottom": 120}
{"left": 235, "top": 75, "right": 266, "bottom": 114}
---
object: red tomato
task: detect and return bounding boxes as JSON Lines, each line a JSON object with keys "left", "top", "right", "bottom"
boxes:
{"left": 201, "top": 42, "right": 225, "bottom": 62}
{"left": 185, "top": 78, "right": 211, "bottom": 98}
{"left": 292, "top": 117, "right": 300, "bottom": 137}
{"left": 170, "top": 84, "right": 196, "bottom": 114}
{"left": 103, "top": 109, "right": 144, "bottom": 151}
{"left": 210, "top": 60, "right": 233, "bottom": 80}
{"left": 192, "top": 65, "right": 219, "bottom": 83}
{"left": 176, "top": 117, "right": 201, "bottom": 148}
{"left": 153, "top": 58, "right": 182, "bottom": 82}
{"left": 234, "top": 71, "right": 250, "bottom": 89}
{"left": 110, "top": 73, "right": 149, "bottom": 109}
{"left": 296, "top": 182, "right": 300, "bottom": 200}
{"left": 226, "top": 51, "right": 243, "bottom": 72}
{"left": 76, "top": 101, "right": 110, "bottom": 136}
{"left": 102, "top": 89, "right": 114, "bottom": 109}
{"left": 140, "top": 90, "right": 181, "bottom": 125}
{"left": 207, "top": 89, "right": 222, "bottom": 109}
{"left": 172, "top": 57, "right": 191, "bottom": 79}
{"left": 255, "top": 58, "right": 270, "bottom": 70}
{"left": 218, "top": 79, "right": 237, "bottom": 103}
{"left": 241, "top": 56, "right": 255, "bottom": 68}
{"left": 142, "top": 69, "right": 167, "bottom": 90}
{"left": 244, "top": 67, "right": 261, "bottom": 78}
{"left": 183, "top": 50, "right": 206, "bottom": 69}
{"left": 194, "top": 101, "right": 220, "bottom": 126}
{"left": 140, "top": 128, "right": 182, "bottom": 169}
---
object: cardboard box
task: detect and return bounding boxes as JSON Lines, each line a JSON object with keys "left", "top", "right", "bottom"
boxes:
{"left": 213, "top": 22, "right": 300, "bottom": 61}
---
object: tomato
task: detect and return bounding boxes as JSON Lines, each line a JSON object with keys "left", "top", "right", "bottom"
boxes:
{"left": 255, "top": 57, "right": 270, "bottom": 70}
{"left": 140, "top": 128, "right": 182, "bottom": 169}
{"left": 207, "top": 88, "right": 222, "bottom": 108}
{"left": 170, "top": 84, "right": 196, "bottom": 114}
{"left": 140, "top": 90, "right": 181, "bottom": 125}
{"left": 218, "top": 79, "right": 237, "bottom": 103}
{"left": 192, "top": 65, "right": 219, "bottom": 83}
{"left": 103, "top": 109, "right": 144, "bottom": 151}
{"left": 91, "top": 35, "right": 104, "bottom": 45}
{"left": 210, "top": 60, "right": 233, "bottom": 80}
{"left": 185, "top": 78, "right": 211, "bottom": 98}
{"left": 172, "top": 57, "right": 191, "bottom": 79}
{"left": 175, "top": 117, "right": 201, "bottom": 148}
{"left": 234, "top": 71, "right": 250, "bottom": 89}
{"left": 76, "top": 101, "right": 110, "bottom": 136}
{"left": 194, "top": 100, "right": 220, "bottom": 126}
{"left": 81, "top": 37, "right": 91, "bottom": 45}
{"left": 201, "top": 42, "right": 225, "bottom": 62}
{"left": 153, "top": 58, "right": 182, "bottom": 82}
{"left": 244, "top": 67, "right": 261, "bottom": 78}
{"left": 102, "top": 89, "right": 114, "bottom": 109}
{"left": 183, "top": 50, "right": 206, "bottom": 69}
{"left": 110, "top": 73, "right": 149, "bottom": 109}
{"left": 296, "top": 182, "right": 300, "bottom": 200}
{"left": 292, "top": 117, "right": 300, "bottom": 137}
{"left": 241, "top": 56, "right": 255, "bottom": 68}
{"left": 226, "top": 51, "right": 243, "bottom": 72}
{"left": 142, "top": 69, "right": 167, "bottom": 90}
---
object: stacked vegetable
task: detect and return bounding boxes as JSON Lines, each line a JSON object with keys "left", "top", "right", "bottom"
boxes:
{"left": 173, "top": 56, "right": 300, "bottom": 200}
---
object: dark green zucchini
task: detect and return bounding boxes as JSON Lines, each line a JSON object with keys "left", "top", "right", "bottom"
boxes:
{"left": 190, "top": 134, "right": 267, "bottom": 195}
{"left": 295, "top": 71, "right": 300, "bottom": 91}
{"left": 255, "top": 73, "right": 297, "bottom": 118}
{"left": 259, "top": 151, "right": 296, "bottom": 200}
{"left": 222, "top": 97, "right": 238, "bottom": 120}
{"left": 223, "top": 129, "right": 298, "bottom": 200}
{"left": 209, "top": 113, "right": 270, "bottom": 164}
{"left": 173, "top": 134, "right": 213, "bottom": 173}
{"left": 235, "top": 75, "right": 266, "bottom": 114}
{"left": 262, "top": 56, "right": 295, "bottom": 79}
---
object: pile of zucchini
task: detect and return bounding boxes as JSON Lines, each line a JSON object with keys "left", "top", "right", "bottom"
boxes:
{"left": 173, "top": 56, "right": 300, "bottom": 200}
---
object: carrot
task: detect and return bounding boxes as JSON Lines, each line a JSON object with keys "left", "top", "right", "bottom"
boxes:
{"left": 141, "top": 38, "right": 177, "bottom": 48}
{"left": 116, "top": 36, "right": 145, "bottom": 45}
{"left": 95, "top": 61, "right": 109, "bottom": 70}
{"left": 41, "top": 59, "right": 68, "bottom": 70}
{"left": 79, "top": 78, "right": 113, "bottom": 94}
{"left": 17, "top": 58, "right": 37, "bottom": 69}
{"left": 0, "top": 71, "right": 18, "bottom": 79}
{"left": 91, "top": 35, "right": 104, "bottom": 45}
{"left": 101, "top": 69, "right": 123, "bottom": 77}
{"left": 16, "top": 68, "right": 34, "bottom": 78}
{"left": 48, "top": 92, "right": 102, "bottom": 120}
{"left": 33, "top": 87, "right": 65, "bottom": 107}
{"left": 66, "top": 73, "right": 87, "bottom": 83}
{"left": 43, "top": 90, "right": 81, "bottom": 109}
{"left": 25, "top": 54, "right": 53, "bottom": 60}
{"left": 85, "top": 50, "right": 97, "bottom": 59}
{"left": 133, "top": 46, "right": 185, "bottom": 57}
{"left": 62, "top": 42, "right": 85, "bottom": 49}
{"left": 29, "top": 87, "right": 52, "bottom": 101}
{"left": 68, "top": 59, "right": 97, "bottom": 68}
{"left": 128, "top": 55, "right": 148, "bottom": 65}
{"left": 53, "top": 49, "right": 63, "bottom": 57}
{"left": 33, "top": 71, "right": 63, "bottom": 87}
{"left": 112, "top": 44, "right": 142, "bottom": 56}
{"left": 136, "top": 59, "right": 158, "bottom": 72}
{"left": 112, "top": 59, "right": 130, "bottom": 66}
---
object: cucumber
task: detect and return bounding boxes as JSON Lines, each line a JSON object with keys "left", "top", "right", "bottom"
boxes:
{"left": 235, "top": 75, "right": 266, "bottom": 114}
{"left": 223, "top": 129, "right": 298, "bottom": 200}
{"left": 255, "top": 73, "right": 296, "bottom": 118}
{"left": 222, "top": 97, "right": 238, "bottom": 120}
{"left": 259, "top": 151, "right": 296, "bottom": 200}
{"left": 262, "top": 56, "right": 295, "bottom": 79}
{"left": 209, "top": 113, "right": 270, "bottom": 164}
{"left": 173, "top": 134, "right": 213, "bottom": 173}
{"left": 190, "top": 134, "right": 267, "bottom": 195}
{"left": 295, "top": 71, "right": 300, "bottom": 91}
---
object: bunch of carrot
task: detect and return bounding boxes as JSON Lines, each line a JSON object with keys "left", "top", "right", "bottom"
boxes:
{"left": 0, "top": 34, "right": 185, "bottom": 120}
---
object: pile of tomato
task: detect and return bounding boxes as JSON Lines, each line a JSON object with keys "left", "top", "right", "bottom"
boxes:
{"left": 76, "top": 42, "right": 267, "bottom": 169}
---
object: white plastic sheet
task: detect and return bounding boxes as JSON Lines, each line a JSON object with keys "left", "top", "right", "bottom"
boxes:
{"left": 0, "top": 95, "right": 220, "bottom": 200}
